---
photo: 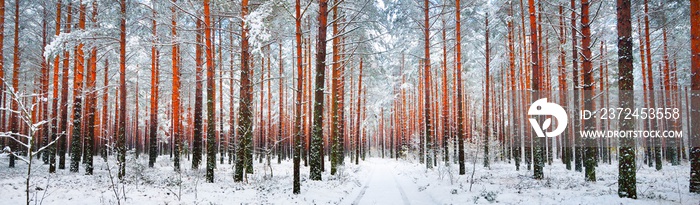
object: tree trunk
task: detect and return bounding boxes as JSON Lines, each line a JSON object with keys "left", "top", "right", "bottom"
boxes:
{"left": 689, "top": 0, "right": 700, "bottom": 194}
{"left": 422, "top": 0, "right": 433, "bottom": 170}
{"left": 455, "top": 0, "right": 465, "bottom": 175}
{"left": 310, "top": 0, "right": 329, "bottom": 181}
{"left": 83, "top": 0, "right": 98, "bottom": 175}
{"left": 293, "top": 0, "right": 303, "bottom": 193}
{"left": 355, "top": 58, "right": 363, "bottom": 165}
{"left": 330, "top": 1, "right": 341, "bottom": 175}
{"left": 558, "top": 4, "right": 570, "bottom": 171}
{"left": 69, "top": 2, "right": 86, "bottom": 173}
{"left": 204, "top": 0, "right": 216, "bottom": 182}
{"left": 643, "top": 0, "right": 661, "bottom": 171}
{"left": 484, "top": 13, "right": 490, "bottom": 168}
{"left": 8, "top": 0, "right": 20, "bottom": 168}
{"left": 40, "top": 2, "right": 49, "bottom": 166}
{"left": 234, "top": 0, "right": 253, "bottom": 182}
{"left": 527, "top": 0, "right": 544, "bottom": 180}
{"left": 228, "top": 24, "right": 236, "bottom": 165}
{"left": 193, "top": 17, "right": 204, "bottom": 170}
{"left": 48, "top": 0, "right": 61, "bottom": 173}
{"left": 148, "top": 6, "right": 159, "bottom": 168}
{"left": 171, "top": 0, "right": 181, "bottom": 173}
{"left": 507, "top": 1, "right": 520, "bottom": 171}
{"left": 117, "top": 0, "right": 127, "bottom": 179}
{"left": 0, "top": 0, "right": 5, "bottom": 151}
{"left": 616, "top": 0, "right": 636, "bottom": 198}
{"left": 278, "top": 42, "right": 284, "bottom": 165}
{"left": 581, "top": 0, "right": 596, "bottom": 182}
{"left": 570, "top": 0, "right": 582, "bottom": 173}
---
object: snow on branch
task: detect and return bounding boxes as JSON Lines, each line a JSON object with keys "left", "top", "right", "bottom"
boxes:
{"left": 1, "top": 81, "right": 59, "bottom": 164}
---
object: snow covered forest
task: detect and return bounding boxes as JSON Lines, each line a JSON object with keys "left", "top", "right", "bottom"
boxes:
{"left": 1, "top": 0, "right": 699, "bottom": 204}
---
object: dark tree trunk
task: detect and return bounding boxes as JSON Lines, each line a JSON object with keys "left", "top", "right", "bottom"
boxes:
{"left": 310, "top": 0, "right": 329, "bottom": 181}
{"left": 616, "top": 0, "right": 636, "bottom": 198}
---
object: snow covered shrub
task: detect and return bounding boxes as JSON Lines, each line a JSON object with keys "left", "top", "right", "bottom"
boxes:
{"left": 478, "top": 190, "right": 498, "bottom": 203}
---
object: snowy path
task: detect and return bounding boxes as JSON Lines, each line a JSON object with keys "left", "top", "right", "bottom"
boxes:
{"left": 347, "top": 160, "right": 434, "bottom": 205}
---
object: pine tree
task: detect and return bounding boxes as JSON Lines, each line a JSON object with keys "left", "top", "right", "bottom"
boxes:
{"left": 48, "top": 0, "right": 61, "bottom": 174}
{"left": 278, "top": 42, "right": 285, "bottom": 165}
{"left": 330, "top": 0, "right": 342, "bottom": 175}
{"left": 193, "top": 16, "right": 204, "bottom": 170}
{"left": 355, "top": 58, "right": 363, "bottom": 165}
{"left": 643, "top": 0, "right": 661, "bottom": 171}
{"left": 293, "top": 0, "right": 303, "bottom": 193}
{"left": 455, "top": 0, "right": 465, "bottom": 175}
{"left": 440, "top": 18, "right": 449, "bottom": 165}
{"left": 689, "top": 0, "right": 700, "bottom": 194}
{"left": 616, "top": 0, "right": 636, "bottom": 198}
{"left": 219, "top": 23, "right": 227, "bottom": 166}
{"left": 40, "top": 2, "right": 50, "bottom": 166}
{"left": 310, "top": 0, "right": 329, "bottom": 181}
{"left": 83, "top": 0, "right": 98, "bottom": 175}
{"left": 0, "top": 0, "right": 5, "bottom": 154}
{"left": 422, "top": 0, "right": 433, "bottom": 170}
{"left": 570, "top": 0, "right": 582, "bottom": 173}
{"left": 171, "top": 0, "right": 182, "bottom": 173}
{"left": 557, "top": 4, "right": 570, "bottom": 171}
{"left": 204, "top": 0, "right": 216, "bottom": 182}
{"left": 8, "top": 0, "right": 20, "bottom": 168}
{"left": 69, "top": 1, "right": 86, "bottom": 173}
{"left": 117, "top": 0, "right": 127, "bottom": 179}
{"left": 660, "top": 10, "right": 678, "bottom": 166}
{"left": 148, "top": 5, "right": 159, "bottom": 168}
{"left": 483, "top": 13, "right": 490, "bottom": 169}
{"left": 259, "top": 50, "right": 265, "bottom": 165}
{"left": 527, "top": 0, "right": 544, "bottom": 180}
{"left": 228, "top": 25, "right": 236, "bottom": 165}
{"left": 234, "top": 0, "right": 253, "bottom": 182}
{"left": 100, "top": 59, "right": 109, "bottom": 161}
{"left": 507, "top": 1, "right": 520, "bottom": 171}
{"left": 581, "top": 0, "right": 596, "bottom": 182}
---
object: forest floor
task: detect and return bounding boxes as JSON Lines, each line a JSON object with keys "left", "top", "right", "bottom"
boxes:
{"left": 0, "top": 151, "right": 698, "bottom": 205}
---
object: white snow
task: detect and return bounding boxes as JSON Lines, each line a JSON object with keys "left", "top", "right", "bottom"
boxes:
{"left": 0, "top": 154, "right": 698, "bottom": 204}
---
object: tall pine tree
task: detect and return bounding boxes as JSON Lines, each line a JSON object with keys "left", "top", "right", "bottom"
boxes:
{"left": 616, "top": 0, "right": 636, "bottom": 198}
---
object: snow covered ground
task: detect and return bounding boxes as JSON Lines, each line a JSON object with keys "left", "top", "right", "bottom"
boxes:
{"left": 0, "top": 153, "right": 698, "bottom": 204}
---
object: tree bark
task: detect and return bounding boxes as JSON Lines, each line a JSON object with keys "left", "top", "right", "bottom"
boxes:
{"left": 455, "top": 0, "right": 465, "bottom": 175}
{"left": 234, "top": 0, "right": 253, "bottom": 182}
{"left": 117, "top": 0, "right": 127, "bottom": 179}
{"left": 204, "top": 0, "right": 216, "bottom": 182}
{"left": 69, "top": 2, "right": 86, "bottom": 173}
{"left": 581, "top": 0, "right": 596, "bottom": 182}
{"left": 148, "top": 6, "right": 159, "bottom": 168}
{"left": 48, "top": 0, "right": 61, "bottom": 173}
{"left": 689, "top": 0, "right": 700, "bottom": 194}
{"left": 84, "top": 0, "right": 98, "bottom": 175}
{"left": 293, "top": 0, "right": 303, "bottom": 193}
{"left": 310, "top": 0, "right": 329, "bottom": 181}
{"left": 616, "top": 0, "right": 636, "bottom": 198}
{"left": 527, "top": 0, "right": 544, "bottom": 180}
{"left": 8, "top": 0, "right": 20, "bottom": 168}
{"left": 643, "top": 0, "right": 661, "bottom": 171}
{"left": 484, "top": 13, "right": 490, "bottom": 168}
{"left": 423, "top": 0, "right": 433, "bottom": 170}
{"left": 193, "top": 17, "right": 204, "bottom": 170}
{"left": 0, "top": 0, "right": 5, "bottom": 147}
{"left": 171, "top": 0, "right": 181, "bottom": 173}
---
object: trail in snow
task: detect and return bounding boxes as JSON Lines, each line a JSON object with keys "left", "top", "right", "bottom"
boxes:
{"left": 348, "top": 161, "right": 434, "bottom": 205}
{"left": 350, "top": 171, "right": 373, "bottom": 205}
